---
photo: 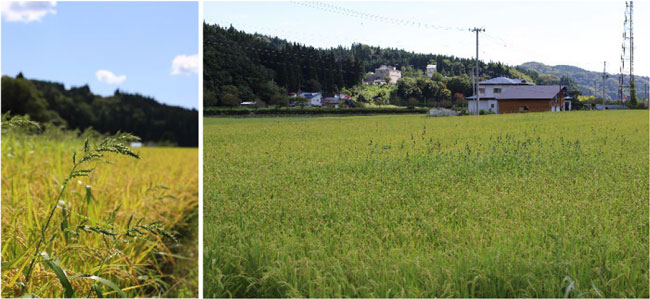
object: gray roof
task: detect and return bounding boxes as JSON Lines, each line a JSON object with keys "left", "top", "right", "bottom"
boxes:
{"left": 498, "top": 85, "right": 563, "bottom": 100}
{"left": 479, "top": 77, "right": 532, "bottom": 85}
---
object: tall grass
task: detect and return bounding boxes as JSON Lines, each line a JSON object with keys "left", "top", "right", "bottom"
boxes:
{"left": 203, "top": 111, "right": 649, "bottom": 297}
{"left": 2, "top": 116, "right": 198, "bottom": 297}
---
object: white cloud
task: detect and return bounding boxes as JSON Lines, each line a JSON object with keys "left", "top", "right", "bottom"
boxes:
{"left": 171, "top": 54, "right": 198, "bottom": 75}
{"left": 95, "top": 70, "right": 126, "bottom": 84}
{"left": 1, "top": 1, "right": 56, "bottom": 23}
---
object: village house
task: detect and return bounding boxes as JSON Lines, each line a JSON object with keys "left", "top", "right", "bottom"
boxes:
{"left": 467, "top": 77, "right": 570, "bottom": 114}
{"left": 321, "top": 93, "right": 351, "bottom": 108}
{"left": 322, "top": 97, "right": 340, "bottom": 108}
{"left": 364, "top": 65, "right": 401, "bottom": 85}
{"left": 298, "top": 92, "right": 322, "bottom": 107}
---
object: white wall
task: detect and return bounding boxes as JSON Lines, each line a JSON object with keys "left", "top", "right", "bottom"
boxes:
{"left": 309, "top": 94, "right": 322, "bottom": 107}
{"left": 488, "top": 100, "right": 499, "bottom": 114}
{"left": 479, "top": 84, "right": 508, "bottom": 98}
{"left": 468, "top": 99, "right": 498, "bottom": 114}
{"left": 426, "top": 65, "right": 436, "bottom": 78}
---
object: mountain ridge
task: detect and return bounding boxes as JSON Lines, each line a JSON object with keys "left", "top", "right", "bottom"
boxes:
{"left": 517, "top": 61, "right": 649, "bottom": 101}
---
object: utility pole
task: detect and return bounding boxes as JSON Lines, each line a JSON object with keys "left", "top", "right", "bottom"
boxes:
{"left": 470, "top": 27, "right": 485, "bottom": 115}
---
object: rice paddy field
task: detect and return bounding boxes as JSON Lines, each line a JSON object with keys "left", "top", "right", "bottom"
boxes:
{"left": 1, "top": 131, "right": 198, "bottom": 297}
{"left": 203, "top": 110, "right": 649, "bottom": 298}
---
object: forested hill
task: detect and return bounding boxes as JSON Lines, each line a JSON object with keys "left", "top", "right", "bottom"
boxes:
{"left": 204, "top": 23, "right": 534, "bottom": 107}
{"left": 517, "top": 62, "right": 649, "bottom": 101}
{"left": 1, "top": 74, "right": 198, "bottom": 147}
{"left": 204, "top": 23, "right": 363, "bottom": 106}
{"left": 349, "top": 43, "right": 529, "bottom": 80}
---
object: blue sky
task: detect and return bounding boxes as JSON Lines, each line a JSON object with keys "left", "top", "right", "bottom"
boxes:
{"left": 205, "top": 1, "right": 649, "bottom": 77}
{"left": 2, "top": 1, "right": 198, "bottom": 109}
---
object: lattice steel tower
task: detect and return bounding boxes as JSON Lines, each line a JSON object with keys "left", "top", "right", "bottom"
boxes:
{"left": 619, "top": 1, "right": 636, "bottom": 103}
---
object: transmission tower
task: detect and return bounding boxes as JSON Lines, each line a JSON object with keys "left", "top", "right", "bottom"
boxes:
{"left": 619, "top": 1, "right": 636, "bottom": 103}
{"left": 629, "top": 1, "right": 636, "bottom": 104}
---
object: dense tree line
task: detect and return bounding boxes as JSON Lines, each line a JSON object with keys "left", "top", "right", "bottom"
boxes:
{"left": 204, "top": 23, "right": 365, "bottom": 107}
{"left": 1, "top": 74, "right": 198, "bottom": 147}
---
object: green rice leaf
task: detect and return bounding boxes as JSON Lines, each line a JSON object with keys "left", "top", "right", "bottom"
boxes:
{"left": 39, "top": 252, "right": 74, "bottom": 298}
{"left": 70, "top": 274, "right": 126, "bottom": 298}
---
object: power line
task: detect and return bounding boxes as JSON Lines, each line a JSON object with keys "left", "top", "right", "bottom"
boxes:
{"left": 290, "top": 1, "right": 467, "bottom": 32}
{"left": 291, "top": 1, "right": 549, "bottom": 58}
{"left": 210, "top": 21, "right": 399, "bottom": 50}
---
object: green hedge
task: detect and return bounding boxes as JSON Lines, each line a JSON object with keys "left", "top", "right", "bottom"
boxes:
{"left": 204, "top": 107, "right": 429, "bottom": 116}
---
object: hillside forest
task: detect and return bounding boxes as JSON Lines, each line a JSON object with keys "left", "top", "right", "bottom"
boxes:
{"left": 1, "top": 74, "right": 199, "bottom": 147}
{"left": 204, "top": 23, "right": 588, "bottom": 108}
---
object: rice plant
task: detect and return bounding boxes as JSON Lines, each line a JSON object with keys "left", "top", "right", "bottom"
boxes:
{"left": 203, "top": 110, "right": 649, "bottom": 297}
{"left": 2, "top": 114, "right": 198, "bottom": 297}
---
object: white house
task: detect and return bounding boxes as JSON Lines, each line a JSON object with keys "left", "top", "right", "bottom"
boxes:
{"left": 426, "top": 64, "right": 437, "bottom": 78}
{"left": 298, "top": 92, "right": 322, "bottom": 107}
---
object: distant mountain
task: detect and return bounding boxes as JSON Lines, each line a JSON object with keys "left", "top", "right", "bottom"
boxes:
{"left": 517, "top": 62, "right": 649, "bottom": 101}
